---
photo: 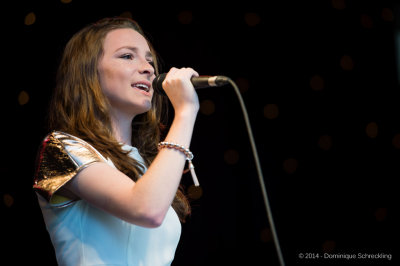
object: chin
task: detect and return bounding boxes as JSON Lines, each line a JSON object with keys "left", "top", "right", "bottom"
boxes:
{"left": 135, "top": 101, "right": 153, "bottom": 115}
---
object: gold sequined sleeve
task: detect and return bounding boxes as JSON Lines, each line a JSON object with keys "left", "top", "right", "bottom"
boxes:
{"left": 33, "top": 131, "right": 105, "bottom": 207}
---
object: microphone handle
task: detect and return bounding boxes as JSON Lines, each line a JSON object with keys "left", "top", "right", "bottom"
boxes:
{"left": 152, "top": 73, "right": 229, "bottom": 95}
{"left": 191, "top": 76, "right": 230, "bottom": 88}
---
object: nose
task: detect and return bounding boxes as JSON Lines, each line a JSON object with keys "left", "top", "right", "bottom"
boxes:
{"left": 139, "top": 59, "right": 155, "bottom": 77}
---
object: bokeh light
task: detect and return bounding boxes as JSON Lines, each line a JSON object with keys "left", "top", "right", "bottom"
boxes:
{"left": 283, "top": 158, "right": 298, "bottom": 174}
{"left": 361, "top": 14, "right": 374, "bottom": 29}
{"left": 3, "top": 193, "right": 14, "bottom": 208}
{"left": 235, "top": 77, "right": 249, "bottom": 93}
{"left": 18, "top": 90, "right": 30, "bottom": 106}
{"left": 187, "top": 185, "right": 203, "bottom": 200}
{"left": 200, "top": 99, "right": 215, "bottom": 115}
{"left": 374, "top": 208, "right": 387, "bottom": 222}
{"left": 331, "top": 0, "right": 346, "bottom": 10}
{"left": 119, "top": 11, "right": 133, "bottom": 19}
{"left": 366, "top": 122, "right": 378, "bottom": 138}
{"left": 340, "top": 55, "right": 354, "bottom": 71}
{"left": 318, "top": 135, "right": 333, "bottom": 151}
{"left": 178, "top": 10, "right": 193, "bottom": 25}
{"left": 24, "top": 12, "right": 36, "bottom": 26}
{"left": 224, "top": 149, "right": 239, "bottom": 165}
{"left": 392, "top": 133, "right": 400, "bottom": 149}
{"left": 322, "top": 240, "right": 336, "bottom": 253}
{"left": 244, "top": 12, "right": 261, "bottom": 27}
{"left": 310, "top": 75, "right": 324, "bottom": 91}
{"left": 264, "top": 104, "right": 279, "bottom": 119}
{"left": 260, "top": 227, "right": 272, "bottom": 243}
{"left": 382, "top": 8, "right": 394, "bottom": 22}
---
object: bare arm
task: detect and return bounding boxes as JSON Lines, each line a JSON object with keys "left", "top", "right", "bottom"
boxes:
{"left": 64, "top": 68, "right": 199, "bottom": 228}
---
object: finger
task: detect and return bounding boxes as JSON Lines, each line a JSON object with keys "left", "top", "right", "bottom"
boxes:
{"left": 178, "top": 67, "right": 199, "bottom": 79}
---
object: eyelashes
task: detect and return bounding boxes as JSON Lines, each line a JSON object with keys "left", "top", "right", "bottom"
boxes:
{"left": 120, "top": 54, "right": 155, "bottom": 68}
{"left": 120, "top": 54, "right": 133, "bottom": 60}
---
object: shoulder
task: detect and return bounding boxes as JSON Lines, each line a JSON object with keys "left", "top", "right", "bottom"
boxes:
{"left": 33, "top": 131, "right": 106, "bottom": 207}
{"left": 41, "top": 131, "right": 108, "bottom": 163}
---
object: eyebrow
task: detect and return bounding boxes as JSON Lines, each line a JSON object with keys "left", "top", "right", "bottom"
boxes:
{"left": 116, "top": 46, "right": 153, "bottom": 59}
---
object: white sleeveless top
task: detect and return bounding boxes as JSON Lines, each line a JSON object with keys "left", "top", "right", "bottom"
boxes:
{"left": 35, "top": 132, "right": 181, "bottom": 266}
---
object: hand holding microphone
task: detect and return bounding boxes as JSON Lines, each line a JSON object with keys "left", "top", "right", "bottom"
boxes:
{"left": 152, "top": 67, "right": 230, "bottom": 116}
{"left": 155, "top": 68, "right": 201, "bottom": 114}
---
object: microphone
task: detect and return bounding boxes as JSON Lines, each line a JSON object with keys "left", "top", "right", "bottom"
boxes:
{"left": 152, "top": 73, "right": 230, "bottom": 95}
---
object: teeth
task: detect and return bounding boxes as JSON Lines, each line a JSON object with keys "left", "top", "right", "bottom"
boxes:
{"left": 133, "top": 83, "right": 150, "bottom": 92}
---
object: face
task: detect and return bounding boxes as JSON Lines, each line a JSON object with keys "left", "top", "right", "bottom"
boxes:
{"left": 98, "top": 28, "right": 155, "bottom": 118}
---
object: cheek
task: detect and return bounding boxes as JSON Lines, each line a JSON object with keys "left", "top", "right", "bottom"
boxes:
{"left": 98, "top": 66, "right": 123, "bottom": 96}
{"left": 97, "top": 65, "right": 110, "bottom": 93}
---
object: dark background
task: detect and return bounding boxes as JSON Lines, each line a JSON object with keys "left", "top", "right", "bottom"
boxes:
{"left": 1, "top": 0, "right": 398, "bottom": 265}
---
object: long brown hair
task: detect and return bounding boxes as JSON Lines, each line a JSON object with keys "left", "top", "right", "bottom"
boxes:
{"left": 48, "top": 17, "right": 190, "bottom": 221}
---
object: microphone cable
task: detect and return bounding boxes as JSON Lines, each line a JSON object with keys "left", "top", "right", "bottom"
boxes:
{"left": 225, "top": 77, "right": 286, "bottom": 266}
{"left": 154, "top": 73, "right": 285, "bottom": 265}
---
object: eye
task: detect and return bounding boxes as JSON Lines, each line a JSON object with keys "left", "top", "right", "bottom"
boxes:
{"left": 120, "top": 54, "right": 133, "bottom": 60}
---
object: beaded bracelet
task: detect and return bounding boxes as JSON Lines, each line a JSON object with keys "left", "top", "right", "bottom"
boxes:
{"left": 158, "top": 141, "right": 199, "bottom": 186}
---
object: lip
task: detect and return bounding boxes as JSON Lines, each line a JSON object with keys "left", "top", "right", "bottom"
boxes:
{"left": 131, "top": 80, "right": 152, "bottom": 94}
{"left": 137, "top": 89, "right": 151, "bottom": 97}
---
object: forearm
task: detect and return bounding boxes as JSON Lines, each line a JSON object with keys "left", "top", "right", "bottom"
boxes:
{"left": 132, "top": 110, "right": 198, "bottom": 220}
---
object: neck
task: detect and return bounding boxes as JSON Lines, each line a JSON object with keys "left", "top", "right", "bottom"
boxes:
{"left": 110, "top": 110, "right": 134, "bottom": 146}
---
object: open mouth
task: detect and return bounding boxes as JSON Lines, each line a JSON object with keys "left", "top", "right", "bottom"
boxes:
{"left": 132, "top": 83, "right": 150, "bottom": 92}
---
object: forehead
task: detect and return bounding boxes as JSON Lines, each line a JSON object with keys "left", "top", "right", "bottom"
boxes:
{"left": 102, "top": 28, "right": 150, "bottom": 53}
